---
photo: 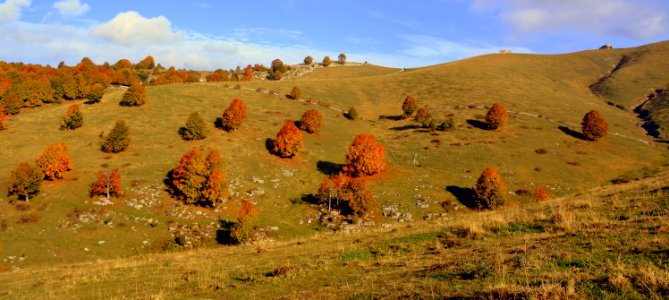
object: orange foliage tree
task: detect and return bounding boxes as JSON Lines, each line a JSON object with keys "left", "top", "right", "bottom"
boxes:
{"left": 90, "top": 169, "right": 123, "bottom": 199}
{"left": 317, "top": 173, "right": 377, "bottom": 217}
{"left": 120, "top": 83, "right": 146, "bottom": 106}
{"left": 402, "top": 95, "right": 418, "bottom": 118}
{"left": 35, "top": 142, "right": 73, "bottom": 180}
{"left": 344, "top": 133, "right": 385, "bottom": 177}
{"left": 272, "top": 120, "right": 304, "bottom": 158}
{"left": 304, "top": 56, "right": 314, "bottom": 65}
{"left": 60, "top": 103, "right": 83, "bottom": 130}
{"left": 136, "top": 56, "right": 155, "bottom": 69}
{"left": 322, "top": 56, "right": 332, "bottom": 66}
{"left": 221, "top": 98, "right": 247, "bottom": 131}
{"left": 170, "top": 148, "right": 227, "bottom": 206}
{"left": 289, "top": 86, "right": 301, "bottom": 100}
{"left": 581, "top": 110, "right": 608, "bottom": 141}
{"left": 473, "top": 167, "right": 507, "bottom": 209}
{"left": 7, "top": 162, "right": 43, "bottom": 201}
{"left": 0, "top": 107, "right": 7, "bottom": 130}
{"left": 485, "top": 102, "right": 508, "bottom": 130}
{"left": 414, "top": 105, "right": 431, "bottom": 125}
{"left": 534, "top": 186, "right": 550, "bottom": 201}
{"left": 3, "top": 93, "right": 22, "bottom": 115}
{"left": 299, "top": 109, "right": 323, "bottom": 133}
{"left": 230, "top": 197, "right": 257, "bottom": 244}
{"left": 241, "top": 67, "right": 254, "bottom": 81}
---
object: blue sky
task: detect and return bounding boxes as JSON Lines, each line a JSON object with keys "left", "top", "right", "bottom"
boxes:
{"left": 1, "top": 0, "right": 668, "bottom": 69}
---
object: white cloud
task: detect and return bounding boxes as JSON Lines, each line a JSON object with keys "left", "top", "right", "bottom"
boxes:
{"left": 54, "top": 0, "right": 89, "bottom": 17}
{"left": 473, "top": 0, "right": 669, "bottom": 40}
{"left": 91, "top": 11, "right": 181, "bottom": 45}
{"left": 0, "top": 0, "right": 30, "bottom": 23}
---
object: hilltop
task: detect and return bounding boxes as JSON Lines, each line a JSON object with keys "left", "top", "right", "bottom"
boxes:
{"left": 0, "top": 41, "right": 668, "bottom": 297}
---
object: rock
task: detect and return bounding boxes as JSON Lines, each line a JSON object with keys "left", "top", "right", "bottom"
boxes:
{"left": 97, "top": 241, "right": 105, "bottom": 245}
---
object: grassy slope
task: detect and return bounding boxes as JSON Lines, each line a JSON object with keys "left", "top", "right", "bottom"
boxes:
{"left": 0, "top": 43, "right": 667, "bottom": 271}
{"left": 1, "top": 172, "right": 667, "bottom": 298}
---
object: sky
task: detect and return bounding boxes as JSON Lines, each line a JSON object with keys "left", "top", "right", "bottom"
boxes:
{"left": 0, "top": 0, "right": 668, "bottom": 70}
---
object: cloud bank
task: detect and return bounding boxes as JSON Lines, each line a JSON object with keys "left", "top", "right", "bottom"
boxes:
{"left": 54, "top": 0, "right": 89, "bottom": 17}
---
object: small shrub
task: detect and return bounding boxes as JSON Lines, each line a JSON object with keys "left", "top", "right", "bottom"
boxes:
{"left": 90, "top": 169, "right": 123, "bottom": 199}
{"left": 0, "top": 107, "right": 7, "bottom": 130}
{"left": 338, "top": 53, "right": 347, "bottom": 64}
{"left": 170, "top": 149, "right": 227, "bottom": 206}
{"left": 60, "top": 103, "right": 83, "bottom": 130}
{"left": 221, "top": 98, "right": 247, "bottom": 131}
{"left": 181, "top": 112, "right": 208, "bottom": 140}
{"left": 101, "top": 120, "right": 130, "bottom": 153}
{"left": 344, "top": 133, "right": 385, "bottom": 177}
{"left": 230, "top": 198, "right": 257, "bottom": 244}
{"left": 346, "top": 106, "right": 359, "bottom": 120}
{"left": 534, "top": 186, "right": 550, "bottom": 201}
{"left": 289, "top": 86, "right": 301, "bottom": 100}
{"left": 299, "top": 109, "right": 323, "bottom": 133}
{"left": 304, "top": 56, "right": 313, "bottom": 65}
{"left": 317, "top": 173, "right": 378, "bottom": 217}
{"left": 36, "top": 142, "right": 73, "bottom": 180}
{"left": 17, "top": 213, "right": 40, "bottom": 224}
{"left": 535, "top": 148, "right": 548, "bottom": 154}
{"left": 438, "top": 118, "right": 454, "bottom": 131}
{"left": 120, "top": 84, "right": 147, "bottom": 106}
{"left": 414, "top": 105, "right": 431, "bottom": 125}
{"left": 272, "top": 120, "right": 304, "bottom": 158}
{"left": 402, "top": 95, "right": 418, "bottom": 118}
{"left": 581, "top": 110, "right": 608, "bottom": 141}
{"left": 7, "top": 162, "right": 42, "bottom": 201}
{"left": 473, "top": 167, "right": 507, "bottom": 209}
{"left": 322, "top": 56, "right": 331, "bottom": 67}
{"left": 88, "top": 83, "right": 105, "bottom": 103}
{"left": 485, "top": 103, "right": 508, "bottom": 130}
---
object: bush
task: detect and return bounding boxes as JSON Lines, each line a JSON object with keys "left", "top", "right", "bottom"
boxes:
{"left": 338, "top": 53, "right": 347, "bottom": 64}
{"left": 322, "top": 56, "right": 332, "bottom": 67}
{"left": 0, "top": 107, "right": 7, "bottom": 130}
{"left": 88, "top": 83, "right": 105, "bottom": 103}
{"left": 414, "top": 105, "right": 431, "bottom": 125}
{"left": 288, "top": 86, "right": 301, "bottom": 100}
{"left": 36, "top": 142, "right": 73, "bottom": 180}
{"left": 3, "top": 93, "right": 22, "bottom": 115}
{"left": 438, "top": 118, "right": 454, "bottom": 130}
{"left": 90, "top": 169, "right": 123, "bottom": 199}
{"left": 170, "top": 149, "right": 227, "bottom": 206}
{"left": 60, "top": 103, "right": 83, "bottom": 130}
{"left": 272, "top": 120, "right": 304, "bottom": 158}
{"left": 581, "top": 110, "right": 608, "bottom": 141}
{"left": 101, "top": 120, "right": 130, "bottom": 153}
{"left": 534, "top": 186, "right": 550, "bottom": 201}
{"left": 299, "top": 109, "right": 323, "bottom": 133}
{"left": 485, "top": 103, "right": 508, "bottom": 130}
{"left": 402, "top": 95, "right": 418, "bottom": 118}
{"left": 346, "top": 106, "right": 359, "bottom": 120}
{"left": 7, "top": 162, "right": 42, "bottom": 201}
{"left": 181, "top": 112, "right": 208, "bottom": 140}
{"left": 304, "top": 56, "right": 313, "bottom": 65}
{"left": 316, "top": 173, "right": 378, "bottom": 217}
{"left": 344, "top": 133, "right": 385, "bottom": 177}
{"left": 473, "top": 167, "right": 507, "bottom": 209}
{"left": 230, "top": 198, "right": 257, "bottom": 244}
{"left": 120, "top": 84, "right": 146, "bottom": 106}
{"left": 221, "top": 98, "right": 247, "bottom": 131}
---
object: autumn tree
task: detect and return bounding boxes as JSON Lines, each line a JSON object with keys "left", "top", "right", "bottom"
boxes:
{"left": 322, "top": 56, "right": 332, "bottom": 67}
{"left": 221, "top": 98, "right": 247, "bottom": 131}
{"left": 3, "top": 93, "right": 22, "bottom": 115}
{"left": 346, "top": 106, "right": 359, "bottom": 120}
{"left": 299, "top": 109, "right": 323, "bottom": 133}
{"left": 88, "top": 83, "right": 105, "bottom": 103}
{"left": 230, "top": 198, "right": 257, "bottom": 244}
{"left": 181, "top": 112, "right": 208, "bottom": 140}
{"left": 170, "top": 148, "right": 227, "bottom": 206}
{"left": 136, "top": 56, "right": 155, "bottom": 69}
{"left": 241, "top": 67, "right": 254, "bottom": 81}
{"left": 120, "top": 83, "right": 147, "bottom": 106}
{"left": 473, "top": 167, "right": 507, "bottom": 209}
{"left": 344, "top": 133, "right": 385, "bottom": 177}
{"left": 60, "top": 103, "right": 83, "bottom": 130}
{"left": 402, "top": 95, "right": 418, "bottom": 118}
{"left": 268, "top": 59, "right": 287, "bottom": 81}
{"left": 316, "top": 173, "right": 377, "bottom": 217}
{"left": 35, "top": 142, "right": 73, "bottom": 180}
{"left": 272, "top": 120, "right": 304, "bottom": 158}
{"left": 534, "top": 186, "right": 550, "bottom": 201}
{"left": 7, "top": 162, "right": 43, "bottom": 201}
{"left": 414, "top": 105, "right": 431, "bottom": 126}
{"left": 304, "top": 56, "right": 314, "bottom": 65}
{"left": 485, "top": 102, "right": 508, "bottom": 130}
{"left": 338, "top": 53, "right": 347, "bottom": 64}
{"left": 288, "top": 86, "right": 301, "bottom": 100}
{"left": 101, "top": 120, "right": 130, "bottom": 153}
{"left": 0, "top": 107, "right": 7, "bottom": 130}
{"left": 90, "top": 169, "right": 123, "bottom": 199}
{"left": 581, "top": 110, "right": 608, "bottom": 141}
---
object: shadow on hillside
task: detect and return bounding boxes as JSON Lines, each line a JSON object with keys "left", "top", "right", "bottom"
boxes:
{"left": 379, "top": 115, "right": 405, "bottom": 121}
{"left": 216, "top": 219, "right": 237, "bottom": 245}
{"left": 298, "top": 193, "right": 320, "bottom": 205}
{"left": 445, "top": 186, "right": 478, "bottom": 209}
{"left": 389, "top": 124, "right": 422, "bottom": 131}
{"left": 264, "top": 138, "right": 275, "bottom": 154}
{"left": 466, "top": 119, "right": 489, "bottom": 130}
{"left": 558, "top": 126, "right": 587, "bottom": 140}
{"left": 317, "top": 160, "right": 344, "bottom": 176}
{"left": 214, "top": 117, "right": 225, "bottom": 130}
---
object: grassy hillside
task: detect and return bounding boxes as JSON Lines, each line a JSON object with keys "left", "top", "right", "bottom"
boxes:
{"left": 1, "top": 171, "right": 667, "bottom": 298}
{"left": 0, "top": 42, "right": 667, "bottom": 276}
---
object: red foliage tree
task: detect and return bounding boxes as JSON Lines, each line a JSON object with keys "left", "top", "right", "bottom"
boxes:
{"left": 402, "top": 95, "right": 418, "bottom": 118}
{"left": 485, "top": 102, "right": 508, "bottom": 130}
{"left": 241, "top": 67, "right": 254, "bottom": 81}
{"left": 0, "top": 107, "right": 7, "bottom": 130}
{"left": 473, "top": 167, "right": 507, "bottom": 209}
{"left": 136, "top": 56, "right": 155, "bottom": 69}
{"left": 7, "top": 162, "right": 43, "bottom": 201}
{"left": 170, "top": 148, "right": 227, "bottom": 206}
{"left": 534, "top": 186, "right": 550, "bottom": 201}
{"left": 344, "top": 133, "right": 385, "bottom": 177}
{"left": 581, "top": 110, "right": 608, "bottom": 141}
{"left": 35, "top": 142, "right": 73, "bottom": 180}
{"left": 90, "top": 169, "right": 123, "bottom": 199}
{"left": 316, "top": 173, "right": 377, "bottom": 217}
{"left": 414, "top": 105, "right": 431, "bottom": 125}
{"left": 221, "top": 98, "right": 247, "bottom": 131}
{"left": 304, "top": 56, "right": 314, "bottom": 65}
{"left": 299, "top": 109, "right": 323, "bottom": 133}
{"left": 273, "top": 120, "right": 304, "bottom": 157}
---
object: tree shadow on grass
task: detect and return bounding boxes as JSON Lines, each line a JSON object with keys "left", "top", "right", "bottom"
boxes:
{"left": 265, "top": 138, "right": 275, "bottom": 154}
{"left": 558, "top": 126, "right": 587, "bottom": 140}
{"left": 466, "top": 119, "right": 489, "bottom": 130}
{"left": 389, "top": 124, "right": 422, "bottom": 131}
{"left": 316, "top": 160, "right": 344, "bottom": 176}
{"left": 214, "top": 117, "right": 225, "bottom": 130}
{"left": 445, "top": 186, "right": 478, "bottom": 209}
{"left": 216, "top": 219, "right": 236, "bottom": 245}
{"left": 379, "top": 115, "right": 405, "bottom": 121}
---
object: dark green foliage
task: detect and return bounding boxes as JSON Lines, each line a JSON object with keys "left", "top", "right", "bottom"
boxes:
{"left": 7, "top": 162, "right": 42, "bottom": 201}
{"left": 60, "top": 104, "right": 83, "bottom": 130}
{"left": 101, "top": 120, "right": 130, "bottom": 153}
{"left": 346, "top": 106, "right": 359, "bottom": 120}
{"left": 120, "top": 84, "right": 146, "bottom": 106}
{"left": 181, "top": 112, "right": 208, "bottom": 140}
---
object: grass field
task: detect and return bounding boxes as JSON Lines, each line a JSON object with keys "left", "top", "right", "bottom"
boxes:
{"left": 0, "top": 41, "right": 668, "bottom": 295}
